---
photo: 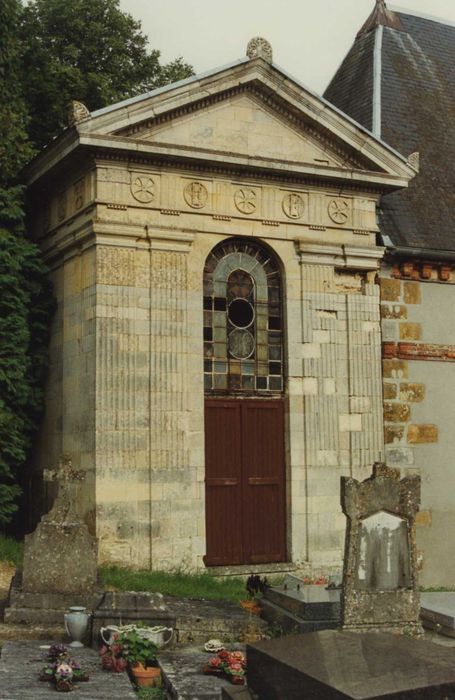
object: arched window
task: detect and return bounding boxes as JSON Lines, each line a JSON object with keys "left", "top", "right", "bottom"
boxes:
{"left": 203, "top": 238, "right": 283, "bottom": 394}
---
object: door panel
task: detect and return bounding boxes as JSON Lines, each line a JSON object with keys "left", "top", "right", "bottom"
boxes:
{"left": 205, "top": 398, "right": 286, "bottom": 566}
{"left": 204, "top": 401, "right": 243, "bottom": 566}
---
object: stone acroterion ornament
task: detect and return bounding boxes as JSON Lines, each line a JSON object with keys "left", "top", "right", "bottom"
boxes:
{"left": 246, "top": 37, "right": 273, "bottom": 63}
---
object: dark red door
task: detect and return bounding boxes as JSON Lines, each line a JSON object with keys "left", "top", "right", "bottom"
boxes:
{"left": 204, "top": 399, "right": 286, "bottom": 566}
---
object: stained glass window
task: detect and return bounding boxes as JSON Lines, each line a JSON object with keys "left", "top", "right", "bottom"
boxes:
{"left": 203, "top": 238, "right": 283, "bottom": 394}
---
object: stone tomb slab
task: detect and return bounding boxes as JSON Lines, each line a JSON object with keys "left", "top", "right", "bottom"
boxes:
{"left": 265, "top": 575, "right": 340, "bottom": 620}
{"left": 0, "top": 640, "right": 136, "bottom": 699}
{"left": 261, "top": 575, "right": 340, "bottom": 634}
{"left": 247, "top": 630, "right": 455, "bottom": 699}
{"left": 421, "top": 592, "right": 455, "bottom": 637}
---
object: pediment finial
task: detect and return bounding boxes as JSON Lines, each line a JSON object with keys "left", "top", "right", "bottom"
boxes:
{"left": 246, "top": 37, "right": 273, "bottom": 63}
{"left": 68, "top": 100, "right": 91, "bottom": 126}
{"left": 357, "top": 0, "right": 404, "bottom": 36}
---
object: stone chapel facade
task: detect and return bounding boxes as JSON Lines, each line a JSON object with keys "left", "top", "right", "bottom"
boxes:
{"left": 26, "top": 38, "right": 417, "bottom": 573}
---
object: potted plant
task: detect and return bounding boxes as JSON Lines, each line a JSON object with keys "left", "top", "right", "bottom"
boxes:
{"left": 119, "top": 628, "right": 160, "bottom": 688}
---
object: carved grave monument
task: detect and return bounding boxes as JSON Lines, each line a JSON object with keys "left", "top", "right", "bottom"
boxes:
{"left": 22, "top": 455, "right": 98, "bottom": 594}
{"left": 341, "top": 462, "right": 422, "bottom": 637}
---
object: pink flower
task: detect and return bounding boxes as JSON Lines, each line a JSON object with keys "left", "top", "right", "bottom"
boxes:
{"left": 229, "top": 662, "right": 243, "bottom": 672}
{"left": 209, "top": 656, "right": 222, "bottom": 668}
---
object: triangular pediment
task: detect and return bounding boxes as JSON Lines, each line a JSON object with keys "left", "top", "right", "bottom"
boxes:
{"left": 115, "top": 90, "right": 354, "bottom": 169}
{"left": 27, "top": 56, "right": 417, "bottom": 188}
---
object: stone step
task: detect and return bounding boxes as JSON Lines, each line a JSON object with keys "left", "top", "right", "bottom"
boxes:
{"left": 260, "top": 598, "right": 339, "bottom": 634}
{"left": 0, "top": 622, "right": 66, "bottom": 642}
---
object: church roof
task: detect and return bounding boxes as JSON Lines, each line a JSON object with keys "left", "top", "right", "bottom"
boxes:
{"left": 324, "top": 6, "right": 455, "bottom": 252}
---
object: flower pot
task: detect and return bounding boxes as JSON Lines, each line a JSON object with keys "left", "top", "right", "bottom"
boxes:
{"left": 131, "top": 662, "right": 161, "bottom": 688}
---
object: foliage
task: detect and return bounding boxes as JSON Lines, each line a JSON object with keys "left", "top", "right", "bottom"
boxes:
{"left": 0, "top": 534, "right": 23, "bottom": 566}
{"left": 19, "top": 0, "right": 194, "bottom": 149}
{"left": 119, "top": 628, "right": 158, "bottom": 667}
{"left": 0, "top": 0, "right": 54, "bottom": 526}
{"left": 100, "top": 566, "right": 247, "bottom": 603}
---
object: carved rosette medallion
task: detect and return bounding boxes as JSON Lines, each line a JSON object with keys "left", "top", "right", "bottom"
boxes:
{"left": 234, "top": 188, "right": 257, "bottom": 215}
{"left": 282, "top": 193, "right": 305, "bottom": 219}
{"left": 131, "top": 175, "right": 155, "bottom": 203}
{"left": 246, "top": 37, "right": 273, "bottom": 63}
{"left": 57, "top": 191, "right": 67, "bottom": 221}
{"left": 183, "top": 181, "right": 208, "bottom": 209}
{"left": 328, "top": 198, "right": 350, "bottom": 225}
{"left": 73, "top": 179, "right": 85, "bottom": 210}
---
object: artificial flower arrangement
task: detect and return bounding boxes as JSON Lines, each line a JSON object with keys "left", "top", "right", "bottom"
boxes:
{"left": 203, "top": 649, "right": 246, "bottom": 685}
{"left": 39, "top": 644, "right": 89, "bottom": 692}
{"left": 99, "top": 634, "right": 129, "bottom": 673}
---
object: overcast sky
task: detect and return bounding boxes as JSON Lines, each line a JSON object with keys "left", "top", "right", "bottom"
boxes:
{"left": 118, "top": 1, "right": 455, "bottom": 94}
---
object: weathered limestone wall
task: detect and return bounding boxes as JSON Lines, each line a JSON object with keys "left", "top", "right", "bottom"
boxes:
{"left": 295, "top": 251, "right": 384, "bottom": 571}
{"left": 32, "top": 155, "right": 388, "bottom": 572}
{"left": 380, "top": 261, "right": 455, "bottom": 586}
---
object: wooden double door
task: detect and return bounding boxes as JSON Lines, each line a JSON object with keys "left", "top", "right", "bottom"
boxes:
{"left": 204, "top": 398, "right": 286, "bottom": 566}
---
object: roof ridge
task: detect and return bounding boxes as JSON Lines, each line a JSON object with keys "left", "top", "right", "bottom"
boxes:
{"left": 357, "top": 0, "right": 404, "bottom": 37}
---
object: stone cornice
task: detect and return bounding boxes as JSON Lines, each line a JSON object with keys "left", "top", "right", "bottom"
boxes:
{"left": 296, "top": 241, "right": 385, "bottom": 270}
{"left": 82, "top": 135, "right": 409, "bottom": 192}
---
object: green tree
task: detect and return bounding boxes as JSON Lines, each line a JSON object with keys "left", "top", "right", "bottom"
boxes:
{"left": 20, "top": 0, "right": 194, "bottom": 149}
{"left": 0, "top": 0, "right": 53, "bottom": 526}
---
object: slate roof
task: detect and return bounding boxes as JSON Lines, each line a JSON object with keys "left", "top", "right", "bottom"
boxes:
{"left": 324, "top": 9, "right": 455, "bottom": 252}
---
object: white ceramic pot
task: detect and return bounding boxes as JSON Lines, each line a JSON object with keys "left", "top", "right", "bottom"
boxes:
{"left": 64, "top": 606, "right": 90, "bottom": 647}
{"left": 146, "top": 625, "right": 173, "bottom": 648}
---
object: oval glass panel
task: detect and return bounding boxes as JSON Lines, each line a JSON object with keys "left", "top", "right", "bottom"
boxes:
{"left": 228, "top": 329, "right": 255, "bottom": 359}
{"left": 228, "top": 298, "right": 254, "bottom": 328}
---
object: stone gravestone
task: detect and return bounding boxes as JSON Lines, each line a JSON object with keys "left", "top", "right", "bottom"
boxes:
{"left": 22, "top": 455, "right": 98, "bottom": 594}
{"left": 341, "top": 462, "right": 422, "bottom": 637}
{"left": 240, "top": 464, "right": 455, "bottom": 700}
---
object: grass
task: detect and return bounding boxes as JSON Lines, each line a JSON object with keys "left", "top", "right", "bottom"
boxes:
{"left": 0, "top": 534, "right": 23, "bottom": 567}
{"left": 136, "top": 688, "right": 166, "bottom": 699}
{"left": 100, "top": 566, "right": 248, "bottom": 603}
{"left": 420, "top": 586, "right": 455, "bottom": 592}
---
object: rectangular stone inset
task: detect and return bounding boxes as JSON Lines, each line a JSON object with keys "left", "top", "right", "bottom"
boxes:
{"left": 415, "top": 510, "right": 432, "bottom": 527}
{"left": 383, "top": 383, "right": 397, "bottom": 400}
{"left": 383, "top": 359, "right": 408, "bottom": 379}
{"left": 403, "top": 281, "right": 421, "bottom": 304}
{"left": 407, "top": 424, "right": 438, "bottom": 443}
{"left": 381, "top": 304, "right": 407, "bottom": 319}
{"left": 399, "top": 383, "right": 425, "bottom": 402}
{"left": 379, "top": 278, "right": 401, "bottom": 302}
{"left": 384, "top": 425, "right": 404, "bottom": 444}
{"left": 383, "top": 402, "right": 410, "bottom": 422}
{"left": 399, "top": 322, "right": 422, "bottom": 341}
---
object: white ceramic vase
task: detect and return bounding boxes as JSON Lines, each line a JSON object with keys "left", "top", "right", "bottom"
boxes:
{"left": 64, "top": 606, "right": 90, "bottom": 647}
